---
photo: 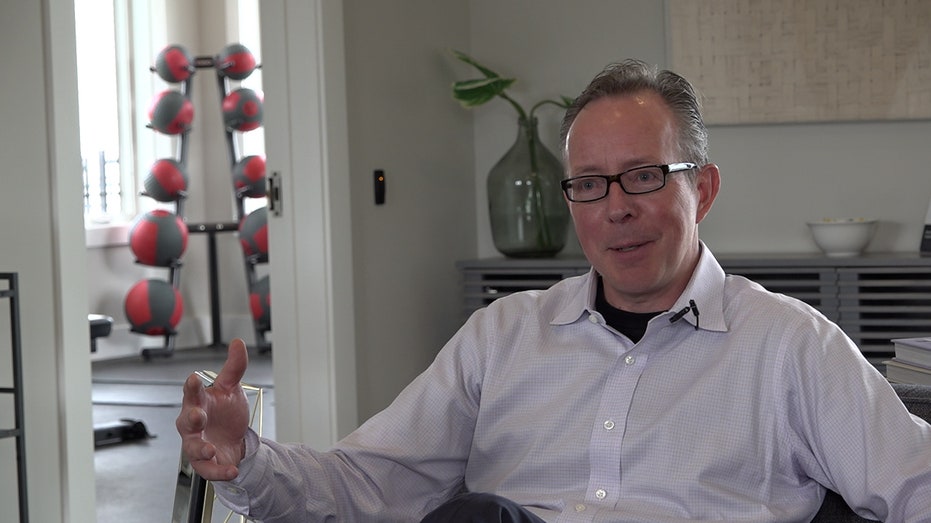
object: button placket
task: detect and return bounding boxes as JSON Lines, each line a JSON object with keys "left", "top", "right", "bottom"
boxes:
{"left": 585, "top": 348, "right": 648, "bottom": 512}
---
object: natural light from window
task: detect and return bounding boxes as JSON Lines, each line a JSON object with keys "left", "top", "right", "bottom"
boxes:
{"left": 75, "top": 0, "right": 123, "bottom": 223}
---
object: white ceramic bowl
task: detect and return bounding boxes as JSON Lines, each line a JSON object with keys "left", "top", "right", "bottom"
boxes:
{"left": 806, "top": 218, "right": 877, "bottom": 257}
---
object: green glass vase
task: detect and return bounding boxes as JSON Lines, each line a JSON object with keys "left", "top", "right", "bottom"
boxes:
{"left": 487, "top": 117, "right": 569, "bottom": 257}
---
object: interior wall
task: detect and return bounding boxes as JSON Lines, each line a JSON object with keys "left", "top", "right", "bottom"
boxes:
{"left": 0, "top": 0, "right": 95, "bottom": 520}
{"left": 468, "top": 0, "right": 931, "bottom": 258}
{"left": 342, "top": 0, "right": 475, "bottom": 420}
{"left": 701, "top": 120, "right": 931, "bottom": 253}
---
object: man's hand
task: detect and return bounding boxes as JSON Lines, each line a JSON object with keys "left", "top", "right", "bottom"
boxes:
{"left": 176, "top": 338, "right": 251, "bottom": 481}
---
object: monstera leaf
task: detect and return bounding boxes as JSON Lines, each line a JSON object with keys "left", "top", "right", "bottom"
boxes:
{"left": 449, "top": 49, "right": 571, "bottom": 121}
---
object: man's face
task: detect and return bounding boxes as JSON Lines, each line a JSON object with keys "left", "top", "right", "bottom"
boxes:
{"left": 564, "top": 91, "right": 718, "bottom": 312}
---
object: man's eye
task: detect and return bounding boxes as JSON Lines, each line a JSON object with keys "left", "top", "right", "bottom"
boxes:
{"left": 634, "top": 170, "right": 659, "bottom": 183}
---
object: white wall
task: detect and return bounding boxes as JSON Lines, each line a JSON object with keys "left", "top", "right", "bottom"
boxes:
{"left": 0, "top": 0, "right": 95, "bottom": 521}
{"left": 702, "top": 120, "right": 931, "bottom": 253}
{"left": 343, "top": 0, "right": 475, "bottom": 419}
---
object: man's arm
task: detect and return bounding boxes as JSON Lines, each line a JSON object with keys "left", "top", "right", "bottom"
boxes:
{"left": 786, "top": 323, "right": 931, "bottom": 521}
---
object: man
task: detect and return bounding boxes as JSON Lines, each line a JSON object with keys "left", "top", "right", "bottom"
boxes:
{"left": 177, "top": 60, "right": 931, "bottom": 522}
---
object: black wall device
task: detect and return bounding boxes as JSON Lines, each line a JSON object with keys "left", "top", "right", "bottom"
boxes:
{"left": 374, "top": 169, "right": 386, "bottom": 205}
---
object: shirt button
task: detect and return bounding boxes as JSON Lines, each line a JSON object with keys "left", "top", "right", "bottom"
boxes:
{"left": 589, "top": 314, "right": 599, "bottom": 324}
{"left": 624, "top": 355, "right": 635, "bottom": 365}
{"left": 595, "top": 488, "right": 607, "bottom": 500}
{"left": 575, "top": 503, "right": 586, "bottom": 512}
{"left": 603, "top": 419, "right": 615, "bottom": 430}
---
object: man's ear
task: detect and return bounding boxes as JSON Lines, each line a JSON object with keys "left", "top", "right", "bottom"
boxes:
{"left": 694, "top": 163, "right": 720, "bottom": 224}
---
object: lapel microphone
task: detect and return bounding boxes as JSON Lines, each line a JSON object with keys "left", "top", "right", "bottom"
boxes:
{"left": 669, "top": 299, "right": 700, "bottom": 330}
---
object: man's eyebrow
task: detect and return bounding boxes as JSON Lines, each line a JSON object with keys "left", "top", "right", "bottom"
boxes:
{"left": 569, "top": 159, "right": 659, "bottom": 176}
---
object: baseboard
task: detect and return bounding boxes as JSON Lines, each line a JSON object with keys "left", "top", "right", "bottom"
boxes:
{"left": 90, "top": 314, "right": 264, "bottom": 361}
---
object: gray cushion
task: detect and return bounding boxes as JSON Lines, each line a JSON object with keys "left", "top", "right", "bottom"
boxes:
{"left": 811, "top": 383, "right": 931, "bottom": 522}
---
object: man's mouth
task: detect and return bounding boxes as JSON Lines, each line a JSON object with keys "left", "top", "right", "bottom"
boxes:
{"left": 612, "top": 242, "right": 646, "bottom": 253}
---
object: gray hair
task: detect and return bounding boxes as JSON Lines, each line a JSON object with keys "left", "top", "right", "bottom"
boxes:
{"left": 559, "top": 59, "right": 709, "bottom": 167}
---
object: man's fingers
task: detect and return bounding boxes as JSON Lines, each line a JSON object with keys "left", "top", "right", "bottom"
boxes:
{"left": 182, "top": 438, "right": 239, "bottom": 480}
{"left": 176, "top": 404, "right": 206, "bottom": 435}
{"left": 177, "top": 376, "right": 207, "bottom": 437}
{"left": 190, "top": 461, "right": 240, "bottom": 482}
{"left": 181, "top": 436, "right": 215, "bottom": 461}
{"left": 182, "top": 373, "right": 206, "bottom": 406}
{"left": 214, "top": 338, "right": 249, "bottom": 392}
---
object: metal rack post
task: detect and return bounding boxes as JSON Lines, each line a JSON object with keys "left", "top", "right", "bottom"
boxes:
{"left": 0, "top": 272, "right": 28, "bottom": 522}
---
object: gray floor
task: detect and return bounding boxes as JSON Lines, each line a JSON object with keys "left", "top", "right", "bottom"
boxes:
{"left": 92, "top": 346, "right": 274, "bottom": 523}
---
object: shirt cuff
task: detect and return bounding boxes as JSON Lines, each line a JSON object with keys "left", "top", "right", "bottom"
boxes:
{"left": 210, "top": 428, "right": 261, "bottom": 514}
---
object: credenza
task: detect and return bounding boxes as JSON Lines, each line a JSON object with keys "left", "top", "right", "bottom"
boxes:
{"left": 456, "top": 253, "right": 931, "bottom": 356}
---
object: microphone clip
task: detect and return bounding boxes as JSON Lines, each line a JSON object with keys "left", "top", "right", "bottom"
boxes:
{"left": 669, "top": 299, "right": 700, "bottom": 330}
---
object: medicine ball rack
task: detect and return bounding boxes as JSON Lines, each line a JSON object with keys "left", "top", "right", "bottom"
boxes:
{"left": 135, "top": 45, "right": 270, "bottom": 359}
{"left": 135, "top": 59, "right": 191, "bottom": 359}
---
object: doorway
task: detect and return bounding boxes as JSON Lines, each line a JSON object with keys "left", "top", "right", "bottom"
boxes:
{"left": 75, "top": 1, "right": 278, "bottom": 520}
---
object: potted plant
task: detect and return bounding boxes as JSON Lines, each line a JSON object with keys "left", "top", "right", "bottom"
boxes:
{"left": 451, "top": 50, "right": 572, "bottom": 257}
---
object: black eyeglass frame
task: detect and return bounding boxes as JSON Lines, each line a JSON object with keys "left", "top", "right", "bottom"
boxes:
{"left": 560, "top": 162, "right": 698, "bottom": 202}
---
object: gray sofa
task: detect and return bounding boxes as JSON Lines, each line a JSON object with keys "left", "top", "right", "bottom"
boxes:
{"left": 812, "top": 382, "right": 931, "bottom": 522}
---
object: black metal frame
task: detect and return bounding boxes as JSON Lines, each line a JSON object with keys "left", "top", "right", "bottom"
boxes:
{"left": 0, "top": 273, "right": 29, "bottom": 522}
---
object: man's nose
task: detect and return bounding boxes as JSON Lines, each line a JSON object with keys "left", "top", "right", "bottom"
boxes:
{"left": 604, "top": 181, "right": 635, "bottom": 221}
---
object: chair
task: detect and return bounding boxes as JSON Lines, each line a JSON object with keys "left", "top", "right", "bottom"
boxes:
{"left": 811, "top": 382, "right": 931, "bottom": 522}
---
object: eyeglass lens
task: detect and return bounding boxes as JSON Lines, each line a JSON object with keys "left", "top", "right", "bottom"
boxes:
{"left": 566, "top": 166, "right": 667, "bottom": 201}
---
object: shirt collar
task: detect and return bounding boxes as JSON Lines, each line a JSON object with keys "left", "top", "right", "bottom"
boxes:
{"left": 551, "top": 242, "right": 728, "bottom": 333}
{"left": 669, "top": 243, "right": 728, "bottom": 332}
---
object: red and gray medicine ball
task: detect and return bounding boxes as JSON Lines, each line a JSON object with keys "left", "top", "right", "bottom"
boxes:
{"left": 148, "top": 90, "right": 194, "bottom": 135}
{"left": 129, "top": 210, "right": 188, "bottom": 267}
{"left": 250, "top": 275, "right": 271, "bottom": 330}
{"left": 124, "top": 279, "right": 183, "bottom": 335}
{"left": 233, "top": 155, "right": 266, "bottom": 197}
{"left": 215, "top": 43, "right": 257, "bottom": 80}
{"left": 222, "top": 88, "right": 263, "bottom": 132}
{"left": 154, "top": 44, "right": 194, "bottom": 83}
{"left": 144, "top": 158, "right": 188, "bottom": 202}
{"left": 239, "top": 207, "right": 268, "bottom": 260}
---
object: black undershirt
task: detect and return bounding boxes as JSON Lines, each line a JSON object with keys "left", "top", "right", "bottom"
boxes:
{"left": 595, "top": 279, "right": 663, "bottom": 343}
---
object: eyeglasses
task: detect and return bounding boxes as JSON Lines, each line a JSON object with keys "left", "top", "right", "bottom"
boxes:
{"left": 560, "top": 163, "right": 698, "bottom": 202}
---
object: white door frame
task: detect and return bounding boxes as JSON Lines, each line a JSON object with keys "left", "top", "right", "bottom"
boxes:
{"left": 260, "top": 0, "right": 358, "bottom": 446}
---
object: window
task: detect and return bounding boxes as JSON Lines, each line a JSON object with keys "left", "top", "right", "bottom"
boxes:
{"left": 75, "top": 0, "right": 132, "bottom": 223}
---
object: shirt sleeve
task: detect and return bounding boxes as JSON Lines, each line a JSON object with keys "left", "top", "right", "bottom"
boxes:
{"left": 210, "top": 312, "right": 489, "bottom": 522}
{"left": 782, "top": 315, "right": 931, "bottom": 521}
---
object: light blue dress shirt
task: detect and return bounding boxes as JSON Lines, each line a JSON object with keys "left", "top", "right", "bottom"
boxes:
{"left": 215, "top": 246, "right": 931, "bottom": 522}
